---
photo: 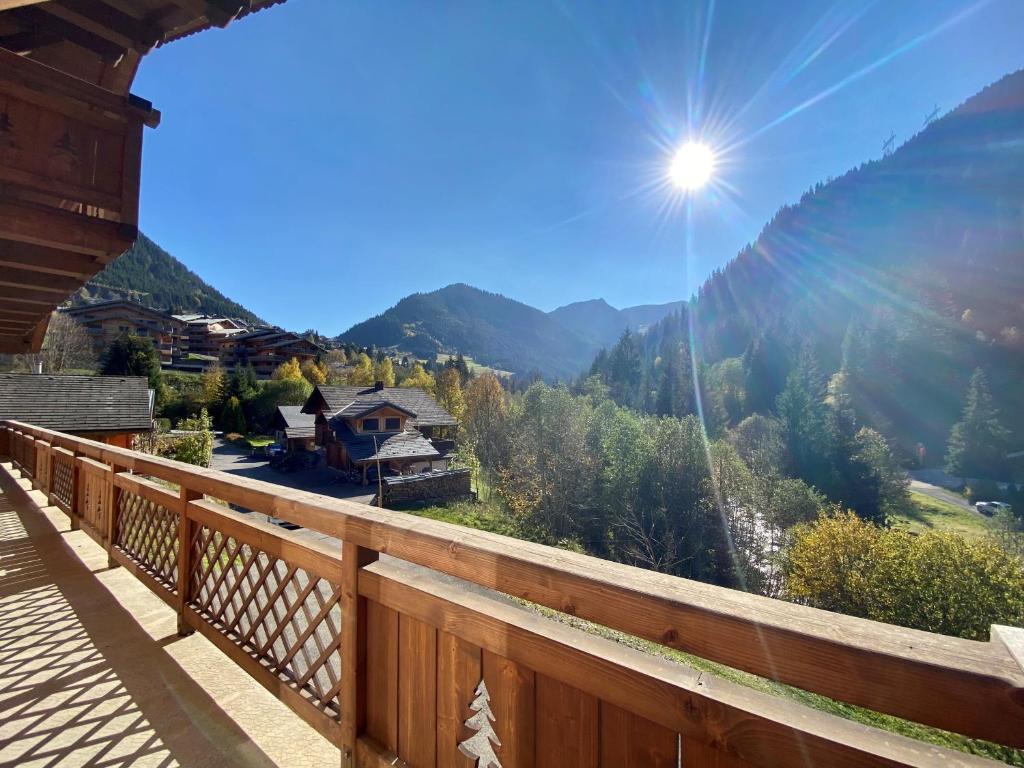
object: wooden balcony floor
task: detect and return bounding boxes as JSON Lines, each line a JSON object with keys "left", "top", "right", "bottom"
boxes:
{"left": 0, "top": 464, "right": 337, "bottom": 768}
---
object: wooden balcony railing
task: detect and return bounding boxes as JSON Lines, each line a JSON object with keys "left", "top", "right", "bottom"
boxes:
{"left": 2, "top": 419, "right": 1023, "bottom": 768}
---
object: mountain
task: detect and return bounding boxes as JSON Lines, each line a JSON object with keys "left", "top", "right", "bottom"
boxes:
{"left": 339, "top": 285, "right": 685, "bottom": 378}
{"left": 339, "top": 284, "right": 600, "bottom": 379}
{"left": 73, "top": 233, "right": 264, "bottom": 325}
{"left": 595, "top": 69, "right": 1024, "bottom": 457}
{"left": 549, "top": 298, "right": 684, "bottom": 348}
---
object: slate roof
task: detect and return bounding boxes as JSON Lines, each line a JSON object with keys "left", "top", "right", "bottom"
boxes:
{"left": 273, "top": 405, "right": 315, "bottom": 439}
{"left": 308, "top": 386, "right": 458, "bottom": 428}
{"left": 334, "top": 422, "right": 440, "bottom": 464}
{"left": 0, "top": 374, "right": 153, "bottom": 433}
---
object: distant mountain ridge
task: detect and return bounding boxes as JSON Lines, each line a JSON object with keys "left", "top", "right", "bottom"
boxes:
{"left": 74, "top": 233, "right": 264, "bottom": 325}
{"left": 338, "top": 284, "right": 683, "bottom": 378}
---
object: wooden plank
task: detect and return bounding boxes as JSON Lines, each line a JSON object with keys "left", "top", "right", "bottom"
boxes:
{"left": 356, "top": 736, "right": 411, "bottom": 768}
{"left": 5, "top": 419, "right": 1024, "bottom": 750}
{"left": 482, "top": 650, "right": 535, "bottom": 768}
{"left": 681, "top": 736, "right": 756, "bottom": 768}
{"left": 600, "top": 701, "right": 677, "bottom": 768}
{"left": 398, "top": 613, "right": 437, "bottom": 767}
{"left": 436, "top": 632, "right": 481, "bottom": 768}
{"left": 358, "top": 563, "right": 999, "bottom": 768}
{"left": 536, "top": 673, "right": 599, "bottom": 767}
{"left": 365, "top": 600, "right": 398, "bottom": 752}
{"left": 340, "top": 541, "right": 379, "bottom": 765}
{"left": 0, "top": 241, "right": 106, "bottom": 278}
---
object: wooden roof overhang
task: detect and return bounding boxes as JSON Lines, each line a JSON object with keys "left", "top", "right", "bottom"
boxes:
{"left": 0, "top": 0, "right": 286, "bottom": 354}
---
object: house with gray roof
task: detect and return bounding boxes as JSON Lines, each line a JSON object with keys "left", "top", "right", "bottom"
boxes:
{"left": 0, "top": 373, "right": 153, "bottom": 447}
{"left": 302, "top": 382, "right": 458, "bottom": 484}
{"left": 271, "top": 405, "right": 316, "bottom": 452}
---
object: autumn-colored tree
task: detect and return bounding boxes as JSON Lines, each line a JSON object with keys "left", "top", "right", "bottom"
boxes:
{"left": 324, "top": 349, "right": 348, "bottom": 384}
{"left": 348, "top": 353, "right": 375, "bottom": 386}
{"left": 375, "top": 357, "right": 396, "bottom": 387}
{"left": 301, "top": 358, "right": 328, "bottom": 386}
{"left": 435, "top": 367, "right": 465, "bottom": 421}
{"left": 784, "top": 511, "right": 1024, "bottom": 639}
{"left": 272, "top": 357, "right": 303, "bottom": 381}
{"left": 201, "top": 361, "right": 225, "bottom": 408}
{"left": 463, "top": 374, "right": 509, "bottom": 469}
{"left": 400, "top": 362, "right": 435, "bottom": 394}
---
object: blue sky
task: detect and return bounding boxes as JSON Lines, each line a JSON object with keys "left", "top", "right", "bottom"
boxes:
{"left": 135, "top": 0, "right": 1024, "bottom": 334}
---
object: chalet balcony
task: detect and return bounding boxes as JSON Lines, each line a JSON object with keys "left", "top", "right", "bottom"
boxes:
{"left": 1, "top": 419, "right": 1023, "bottom": 768}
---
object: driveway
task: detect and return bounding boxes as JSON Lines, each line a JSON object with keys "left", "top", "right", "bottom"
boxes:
{"left": 210, "top": 439, "right": 376, "bottom": 506}
{"left": 907, "top": 475, "right": 974, "bottom": 513}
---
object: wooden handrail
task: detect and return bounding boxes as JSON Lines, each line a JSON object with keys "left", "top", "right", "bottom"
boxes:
{"left": 3, "top": 419, "right": 1023, "bottom": 754}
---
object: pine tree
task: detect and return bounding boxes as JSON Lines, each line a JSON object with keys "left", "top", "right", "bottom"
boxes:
{"left": 946, "top": 368, "right": 1009, "bottom": 479}
{"left": 457, "top": 681, "right": 502, "bottom": 768}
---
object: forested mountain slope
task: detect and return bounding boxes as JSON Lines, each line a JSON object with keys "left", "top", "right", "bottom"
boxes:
{"left": 74, "top": 234, "right": 264, "bottom": 324}
{"left": 550, "top": 298, "right": 684, "bottom": 348}
{"left": 339, "top": 283, "right": 599, "bottom": 379}
{"left": 593, "top": 69, "right": 1024, "bottom": 460}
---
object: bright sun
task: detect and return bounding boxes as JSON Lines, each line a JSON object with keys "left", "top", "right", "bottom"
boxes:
{"left": 670, "top": 141, "right": 716, "bottom": 190}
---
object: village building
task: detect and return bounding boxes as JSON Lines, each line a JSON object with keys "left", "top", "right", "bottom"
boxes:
{"left": 0, "top": 373, "right": 153, "bottom": 447}
{"left": 169, "top": 313, "right": 250, "bottom": 371}
{"left": 271, "top": 405, "right": 315, "bottom": 453}
{"left": 219, "top": 328, "right": 323, "bottom": 378}
{"left": 303, "top": 383, "right": 458, "bottom": 484}
{"left": 61, "top": 300, "right": 185, "bottom": 367}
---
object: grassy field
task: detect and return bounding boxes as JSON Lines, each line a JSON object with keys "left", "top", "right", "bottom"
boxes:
{"left": 890, "top": 490, "right": 991, "bottom": 539}
{"left": 435, "top": 353, "right": 513, "bottom": 379}
{"left": 401, "top": 499, "right": 1021, "bottom": 765}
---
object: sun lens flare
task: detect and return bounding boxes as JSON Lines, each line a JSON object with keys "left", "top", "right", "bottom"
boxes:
{"left": 670, "top": 141, "right": 716, "bottom": 190}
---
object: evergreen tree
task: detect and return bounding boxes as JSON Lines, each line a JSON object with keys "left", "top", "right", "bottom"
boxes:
{"left": 101, "top": 334, "right": 162, "bottom": 392}
{"left": 776, "top": 347, "right": 834, "bottom": 491}
{"left": 220, "top": 396, "right": 247, "bottom": 435}
{"left": 946, "top": 368, "right": 1010, "bottom": 479}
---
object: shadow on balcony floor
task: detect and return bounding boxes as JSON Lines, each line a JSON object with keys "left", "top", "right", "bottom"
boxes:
{"left": 0, "top": 466, "right": 336, "bottom": 768}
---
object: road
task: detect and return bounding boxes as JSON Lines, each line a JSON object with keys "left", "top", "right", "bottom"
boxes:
{"left": 907, "top": 475, "right": 974, "bottom": 512}
{"left": 209, "top": 439, "right": 376, "bottom": 506}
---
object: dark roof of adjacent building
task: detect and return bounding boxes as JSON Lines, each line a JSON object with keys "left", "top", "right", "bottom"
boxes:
{"left": 62, "top": 300, "right": 177, "bottom": 323}
{"left": 272, "top": 405, "right": 315, "bottom": 439}
{"left": 0, "top": 374, "right": 153, "bottom": 433}
{"left": 306, "top": 385, "right": 458, "bottom": 428}
{"left": 334, "top": 422, "right": 440, "bottom": 464}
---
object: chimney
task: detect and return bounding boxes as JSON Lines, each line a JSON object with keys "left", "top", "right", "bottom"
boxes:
{"left": 35, "top": 360, "right": 43, "bottom": 375}
{"left": 374, "top": 380, "right": 384, "bottom": 391}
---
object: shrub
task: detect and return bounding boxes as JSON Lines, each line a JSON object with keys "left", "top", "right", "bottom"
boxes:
{"left": 173, "top": 409, "right": 214, "bottom": 468}
{"left": 784, "top": 511, "right": 1024, "bottom": 639}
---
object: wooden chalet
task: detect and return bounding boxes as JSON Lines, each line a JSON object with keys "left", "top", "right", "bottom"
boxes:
{"left": 270, "top": 404, "right": 314, "bottom": 452}
{"left": 172, "top": 313, "right": 248, "bottom": 359}
{"left": 0, "top": 372, "right": 151, "bottom": 446}
{"left": 0, "top": 0, "right": 283, "bottom": 355}
{"left": 219, "top": 327, "right": 322, "bottom": 378}
{"left": 62, "top": 299, "right": 185, "bottom": 365}
{"left": 303, "top": 382, "right": 458, "bottom": 484}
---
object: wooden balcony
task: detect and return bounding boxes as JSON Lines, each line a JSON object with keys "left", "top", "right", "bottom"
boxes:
{"left": 2, "top": 419, "right": 1023, "bottom": 767}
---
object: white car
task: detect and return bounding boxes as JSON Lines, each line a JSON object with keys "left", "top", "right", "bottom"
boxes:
{"left": 975, "top": 500, "right": 1010, "bottom": 515}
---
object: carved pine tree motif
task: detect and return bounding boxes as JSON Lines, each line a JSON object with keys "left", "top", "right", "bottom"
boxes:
{"left": 457, "top": 680, "right": 502, "bottom": 768}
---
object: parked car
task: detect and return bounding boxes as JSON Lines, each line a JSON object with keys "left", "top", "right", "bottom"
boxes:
{"left": 975, "top": 500, "right": 1010, "bottom": 516}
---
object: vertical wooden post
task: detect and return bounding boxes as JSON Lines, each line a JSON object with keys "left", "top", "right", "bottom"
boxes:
{"left": 106, "top": 464, "right": 126, "bottom": 567}
{"left": 177, "top": 486, "right": 202, "bottom": 637}
{"left": 68, "top": 453, "right": 81, "bottom": 531}
{"left": 340, "top": 541, "right": 379, "bottom": 767}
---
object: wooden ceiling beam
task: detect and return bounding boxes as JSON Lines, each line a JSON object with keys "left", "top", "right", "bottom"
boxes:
{"left": 0, "top": 265, "right": 85, "bottom": 294}
{"left": 0, "top": 0, "right": 49, "bottom": 10}
{"left": 41, "top": 0, "right": 164, "bottom": 53}
{"left": 0, "top": 28, "right": 61, "bottom": 53}
{"left": 0, "top": 285, "right": 62, "bottom": 305}
{"left": 0, "top": 241, "right": 105, "bottom": 278}
{"left": 9, "top": 5, "right": 127, "bottom": 62}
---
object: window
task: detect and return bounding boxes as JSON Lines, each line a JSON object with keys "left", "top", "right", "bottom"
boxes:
{"left": 362, "top": 418, "right": 379, "bottom": 431}
{"left": 385, "top": 417, "right": 401, "bottom": 431}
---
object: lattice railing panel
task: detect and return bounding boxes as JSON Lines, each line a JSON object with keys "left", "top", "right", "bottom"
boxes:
{"left": 50, "top": 454, "right": 74, "bottom": 512}
{"left": 115, "top": 489, "right": 179, "bottom": 593}
{"left": 189, "top": 524, "right": 343, "bottom": 718}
